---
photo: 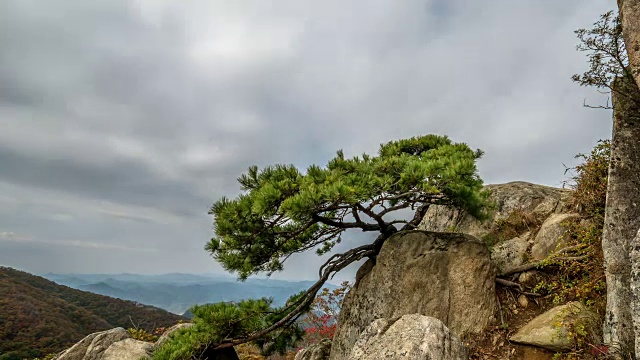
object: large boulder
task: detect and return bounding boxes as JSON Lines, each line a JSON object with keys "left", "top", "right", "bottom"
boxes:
{"left": 54, "top": 328, "right": 130, "bottom": 360}
{"left": 510, "top": 302, "right": 597, "bottom": 352}
{"left": 348, "top": 314, "right": 468, "bottom": 360}
{"left": 295, "top": 339, "right": 332, "bottom": 360}
{"left": 330, "top": 231, "right": 495, "bottom": 360}
{"left": 418, "top": 182, "right": 572, "bottom": 239}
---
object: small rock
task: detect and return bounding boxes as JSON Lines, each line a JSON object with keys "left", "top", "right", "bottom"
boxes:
{"left": 518, "top": 271, "right": 538, "bottom": 287}
{"left": 510, "top": 302, "right": 596, "bottom": 352}
{"left": 518, "top": 295, "right": 529, "bottom": 308}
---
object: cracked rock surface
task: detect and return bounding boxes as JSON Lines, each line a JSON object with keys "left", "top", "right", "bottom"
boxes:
{"left": 348, "top": 314, "right": 468, "bottom": 360}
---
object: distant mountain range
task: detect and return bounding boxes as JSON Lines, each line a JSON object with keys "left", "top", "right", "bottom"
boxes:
{"left": 41, "top": 272, "right": 333, "bottom": 315}
{"left": 0, "top": 267, "right": 183, "bottom": 360}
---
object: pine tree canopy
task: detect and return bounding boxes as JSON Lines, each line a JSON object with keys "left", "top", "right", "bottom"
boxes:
{"left": 207, "top": 134, "right": 488, "bottom": 280}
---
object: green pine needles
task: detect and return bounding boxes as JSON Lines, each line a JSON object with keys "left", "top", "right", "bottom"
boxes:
{"left": 207, "top": 134, "right": 488, "bottom": 280}
{"left": 155, "top": 134, "right": 489, "bottom": 358}
{"left": 152, "top": 295, "right": 306, "bottom": 359}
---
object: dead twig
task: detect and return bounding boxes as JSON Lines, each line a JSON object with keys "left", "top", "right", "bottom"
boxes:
{"left": 496, "top": 278, "right": 543, "bottom": 298}
{"left": 496, "top": 278, "right": 522, "bottom": 291}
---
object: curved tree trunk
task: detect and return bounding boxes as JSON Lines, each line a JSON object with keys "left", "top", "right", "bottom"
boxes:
{"left": 602, "top": 75, "right": 640, "bottom": 356}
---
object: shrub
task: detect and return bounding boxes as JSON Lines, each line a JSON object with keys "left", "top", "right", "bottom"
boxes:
{"left": 127, "top": 328, "right": 159, "bottom": 342}
{"left": 566, "top": 139, "right": 610, "bottom": 218}
{"left": 299, "top": 282, "right": 351, "bottom": 346}
{"left": 152, "top": 297, "right": 305, "bottom": 360}
{"left": 533, "top": 140, "right": 610, "bottom": 358}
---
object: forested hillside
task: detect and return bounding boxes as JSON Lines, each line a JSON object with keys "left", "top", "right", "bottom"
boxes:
{"left": 0, "top": 267, "right": 184, "bottom": 360}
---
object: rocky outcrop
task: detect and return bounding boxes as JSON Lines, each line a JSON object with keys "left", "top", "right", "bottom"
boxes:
{"left": 295, "top": 339, "right": 332, "bottom": 360}
{"left": 54, "top": 324, "right": 240, "bottom": 360}
{"left": 418, "top": 182, "right": 577, "bottom": 275}
{"left": 54, "top": 327, "right": 131, "bottom": 360}
{"left": 418, "top": 182, "right": 572, "bottom": 239}
{"left": 348, "top": 314, "right": 468, "bottom": 360}
{"left": 52, "top": 327, "right": 154, "bottom": 360}
{"left": 329, "top": 231, "right": 495, "bottom": 360}
{"left": 510, "top": 302, "right": 597, "bottom": 352}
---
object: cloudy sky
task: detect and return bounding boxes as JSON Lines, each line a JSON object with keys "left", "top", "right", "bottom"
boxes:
{"left": 0, "top": 0, "right": 614, "bottom": 281}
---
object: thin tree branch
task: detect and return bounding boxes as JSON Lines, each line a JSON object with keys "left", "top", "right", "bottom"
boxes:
{"left": 583, "top": 97, "right": 613, "bottom": 109}
{"left": 355, "top": 204, "right": 388, "bottom": 231}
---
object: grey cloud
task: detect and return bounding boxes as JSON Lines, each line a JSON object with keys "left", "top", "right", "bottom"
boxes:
{"left": 0, "top": 0, "right": 616, "bottom": 279}
{"left": 0, "top": 143, "right": 205, "bottom": 218}
{"left": 0, "top": 235, "right": 157, "bottom": 252}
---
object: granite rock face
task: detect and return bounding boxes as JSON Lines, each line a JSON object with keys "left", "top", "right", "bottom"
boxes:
{"left": 329, "top": 231, "right": 495, "bottom": 360}
{"left": 418, "top": 182, "right": 572, "bottom": 239}
{"left": 418, "top": 181, "right": 578, "bottom": 276}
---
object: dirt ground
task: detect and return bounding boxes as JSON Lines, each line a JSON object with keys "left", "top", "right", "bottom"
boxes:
{"left": 465, "top": 287, "right": 557, "bottom": 360}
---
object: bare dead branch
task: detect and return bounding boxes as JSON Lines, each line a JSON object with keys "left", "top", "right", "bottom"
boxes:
{"left": 496, "top": 278, "right": 522, "bottom": 291}
{"left": 583, "top": 97, "right": 614, "bottom": 109}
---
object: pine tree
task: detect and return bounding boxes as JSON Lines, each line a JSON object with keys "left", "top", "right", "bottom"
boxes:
{"left": 155, "top": 134, "right": 489, "bottom": 358}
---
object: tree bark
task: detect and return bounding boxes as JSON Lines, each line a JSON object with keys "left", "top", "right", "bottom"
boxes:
{"left": 606, "top": 3, "right": 640, "bottom": 355}
{"left": 602, "top": 75, "right": 640, "bottom": 356}
{"left": 619, "top": 0, "right": 640, "bottom": 88}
